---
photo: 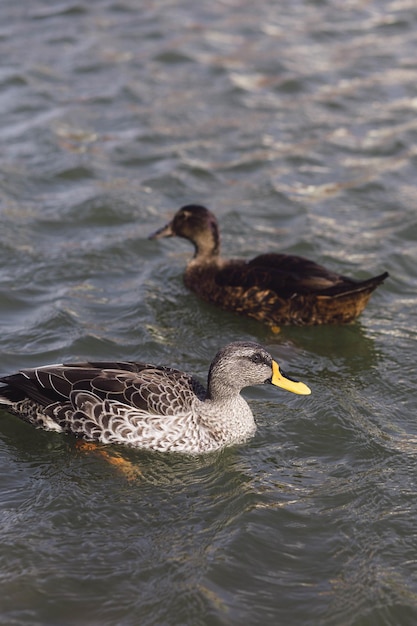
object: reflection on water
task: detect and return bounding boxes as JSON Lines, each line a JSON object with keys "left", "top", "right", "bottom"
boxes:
{"left": 279, "top": 322, "right": 383, "bottom": 371}
{"left": 1, "top": 0, "right": 417, "bottom": 624}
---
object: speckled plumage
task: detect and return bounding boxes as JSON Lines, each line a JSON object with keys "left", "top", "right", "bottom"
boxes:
{"left": 0, "top": 341, "right": 310, "bottom": 454}
{"left": 149, "top": 205, "right": 389, "bottom": 326}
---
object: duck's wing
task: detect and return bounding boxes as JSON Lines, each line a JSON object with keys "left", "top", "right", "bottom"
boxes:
{"left": 0, "top": 363, "right": 206, "bottom": 417}
{"left": 216, "top": 254, "right": 387, "bottom": 296}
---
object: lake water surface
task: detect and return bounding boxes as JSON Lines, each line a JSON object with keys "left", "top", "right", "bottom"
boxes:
{"left": 1, "top": 1, "right": 417, "bottom": 625}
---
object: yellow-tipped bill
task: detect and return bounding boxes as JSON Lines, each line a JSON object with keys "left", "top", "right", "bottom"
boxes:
{"left": 271, "top": 361, "right": 311, "bottom": 395}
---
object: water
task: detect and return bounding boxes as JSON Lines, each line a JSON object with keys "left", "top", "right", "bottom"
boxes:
{"left": 1, "top": 0, "right": 417, "bottom": 624}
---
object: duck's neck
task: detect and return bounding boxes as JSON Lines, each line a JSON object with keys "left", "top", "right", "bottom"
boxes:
{"left": 205, "top": 380, "right": 240, "bottom": 403}
{"left": 205, "top": 365, "right": 245, "bottom": 403}
{"left": 189, "top": 227, "right": 220, "bottom": 261}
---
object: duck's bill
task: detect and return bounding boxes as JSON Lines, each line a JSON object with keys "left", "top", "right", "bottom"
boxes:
{"left": 271, "top": 361, "right": 311, "bottom": 395}
{"left": 148, "top": 221, "right": 174, "bottom": 240}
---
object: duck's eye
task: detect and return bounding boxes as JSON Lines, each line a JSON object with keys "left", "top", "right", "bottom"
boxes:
{"left": 249, "top": 353, "right": 264, "bottom": 365}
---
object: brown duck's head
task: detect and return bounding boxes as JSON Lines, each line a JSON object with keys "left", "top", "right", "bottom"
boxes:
{"left": 149, "top": 205, "right": 220, "bottom": 258}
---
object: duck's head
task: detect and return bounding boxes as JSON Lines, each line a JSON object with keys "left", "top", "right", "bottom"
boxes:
{"left": 207, "top": 341, "right": 311, "bottom": 400}
{"left": 149, "top": 205, "right": 220, "bottom": 258}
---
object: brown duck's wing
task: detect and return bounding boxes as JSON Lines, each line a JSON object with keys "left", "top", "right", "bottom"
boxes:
{"left": 0, "top": 363, "right": 206, "bottom": 416}
{"left": 216, "top": 254, "right": 350, "bottom": 296}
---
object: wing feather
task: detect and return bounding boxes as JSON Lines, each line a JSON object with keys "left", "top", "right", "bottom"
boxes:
{"left": 1, "top": 363, "right": 206, "bottom": 417}
{"left": 216, "top": 254, "right": 349, "bottom": 295}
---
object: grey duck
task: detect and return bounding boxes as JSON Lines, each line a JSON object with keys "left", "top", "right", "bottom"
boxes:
{"left": 149, "top": 205, "right": 388, "bottom": 326}
{"left": 0, "top": 341, "right": 310, "bottom": 454}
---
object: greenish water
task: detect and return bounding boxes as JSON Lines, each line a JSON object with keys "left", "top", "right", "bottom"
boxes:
{"left": 1, "top": 1, "right": 417, "bottom": 624}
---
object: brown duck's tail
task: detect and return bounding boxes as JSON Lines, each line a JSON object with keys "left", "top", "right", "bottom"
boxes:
{"left": 328, "top": 271, "right": 389, "bottom": 299}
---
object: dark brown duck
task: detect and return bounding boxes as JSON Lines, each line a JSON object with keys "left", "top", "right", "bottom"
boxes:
{"left": 149, "top": 205, "right": 389, "bottom": 326}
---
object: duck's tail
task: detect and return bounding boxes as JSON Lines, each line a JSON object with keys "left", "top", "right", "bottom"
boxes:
{"left": 333, "top": 271, "right": 389, "bottom": 298}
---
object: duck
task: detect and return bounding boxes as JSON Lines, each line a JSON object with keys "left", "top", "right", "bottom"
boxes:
{"left": 149, "top": 204, "right": 389, "bottom": 326}
{"left": 0, "top": 341, "right": 310, "bottom": 454}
